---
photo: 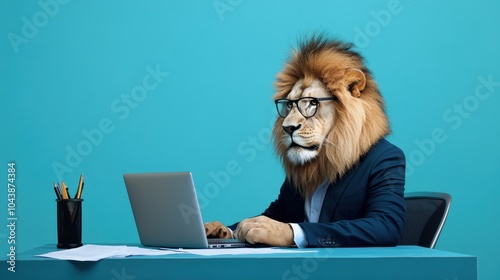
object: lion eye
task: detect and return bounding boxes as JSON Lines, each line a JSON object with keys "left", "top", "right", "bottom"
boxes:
{"left": 302, "top": 99, "right": 318, "bottom": 109}
{"left": 309, "top": 99, "right": 318, "bottom": 106}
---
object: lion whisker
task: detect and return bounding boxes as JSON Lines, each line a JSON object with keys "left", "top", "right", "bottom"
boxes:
{"left": 322, "top": 138, "right": 338, "bottom": 149}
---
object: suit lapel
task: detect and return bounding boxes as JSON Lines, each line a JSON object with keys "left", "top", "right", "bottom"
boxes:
{"left": 318, "top": 164, "right": 361, "bottom": 222}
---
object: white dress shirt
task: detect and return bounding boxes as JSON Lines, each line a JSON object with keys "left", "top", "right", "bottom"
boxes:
{"left": 290, "top": 181, "right": 329, "bottom": 248}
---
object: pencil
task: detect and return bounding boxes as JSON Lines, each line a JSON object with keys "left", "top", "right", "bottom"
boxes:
{"left": 75, "top": 173, "right": 84, "bottom": 199}
{"left": 53, "top": 182, "right": 62, "bottom": 199}
{"left": 61, "top": 181, "right": 70, "bottom": 199}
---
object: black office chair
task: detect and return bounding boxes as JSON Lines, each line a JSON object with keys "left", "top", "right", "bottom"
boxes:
{"left": 399, "top": 192, "right": 452, "bottom": 249}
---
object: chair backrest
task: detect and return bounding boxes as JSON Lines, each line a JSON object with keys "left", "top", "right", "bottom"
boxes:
{"left": 399, "top": 192, "right": 452, "bottom": 249}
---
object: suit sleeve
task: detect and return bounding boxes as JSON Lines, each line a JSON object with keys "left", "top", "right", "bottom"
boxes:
{"left": 260, "top": 180, "right": 305, "bottom": 223}
{"left": 299, "top": 146, "right": 406, "bottom": 247}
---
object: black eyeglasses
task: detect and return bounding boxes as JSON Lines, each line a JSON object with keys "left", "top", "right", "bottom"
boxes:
{"left": 274, "top": 97, "right": 337, "bottom": 118}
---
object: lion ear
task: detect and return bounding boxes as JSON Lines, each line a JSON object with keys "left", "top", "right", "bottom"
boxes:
{"left": 344, "top": 69, "right": 366, "bottom": 98}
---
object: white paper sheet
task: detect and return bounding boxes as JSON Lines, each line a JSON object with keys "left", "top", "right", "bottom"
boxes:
{"left": 163, "top": 247, "right": 318, "bottom": 256}
{"left": 37, "top": 245, "right": 318, "bottom": 261}
{"left": 37, "top": 244, "right": 182, "bottom": 261}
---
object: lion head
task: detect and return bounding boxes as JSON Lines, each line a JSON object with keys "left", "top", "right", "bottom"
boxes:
{"left": 272, "top": 35, "right": 390, "bottom": 196}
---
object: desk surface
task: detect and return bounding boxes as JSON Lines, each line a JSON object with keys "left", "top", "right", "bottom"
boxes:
{"left": 3, "top": 245, "right": 477, "bottom": 280}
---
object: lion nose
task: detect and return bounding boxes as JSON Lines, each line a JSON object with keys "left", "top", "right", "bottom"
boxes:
{"left": 283, "top": 124, "right": 301, "bottom": 136}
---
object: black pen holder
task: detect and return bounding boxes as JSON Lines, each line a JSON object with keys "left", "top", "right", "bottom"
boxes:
{"left": 56, "top": 199, "right": 83, "bottom": 249}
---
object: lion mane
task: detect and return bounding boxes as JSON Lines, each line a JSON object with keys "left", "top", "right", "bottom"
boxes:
{"left": 272, "top": 35, "right": 390, "bottom": 196}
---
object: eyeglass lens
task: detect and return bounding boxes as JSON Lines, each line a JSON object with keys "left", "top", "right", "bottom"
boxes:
{"left": 276, "top": 98, "right": 318, "bottom": 118}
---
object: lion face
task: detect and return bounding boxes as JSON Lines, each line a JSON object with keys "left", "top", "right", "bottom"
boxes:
{"left": 278, "top": 79, "right": 335, "bottom": 165}
{"left": 271, "top": 35, "right": 390, "bottom": 196}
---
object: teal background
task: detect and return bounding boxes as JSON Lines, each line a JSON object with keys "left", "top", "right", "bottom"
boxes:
{"left": 1, "top": 0, "right": 499, "bottom": 279}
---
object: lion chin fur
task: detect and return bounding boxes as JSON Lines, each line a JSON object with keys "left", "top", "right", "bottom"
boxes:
{"left": 272, "top": 34, "right": 390, "bottom": 197}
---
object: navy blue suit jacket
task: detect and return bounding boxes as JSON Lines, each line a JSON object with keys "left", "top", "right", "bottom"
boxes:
{"left": 256, "top": 139, "right": 406, "bottom": 247}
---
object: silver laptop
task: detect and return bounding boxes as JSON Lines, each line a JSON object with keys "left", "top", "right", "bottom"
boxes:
{"left": 123, "top": 172, "right": 247, "bottom": 249}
